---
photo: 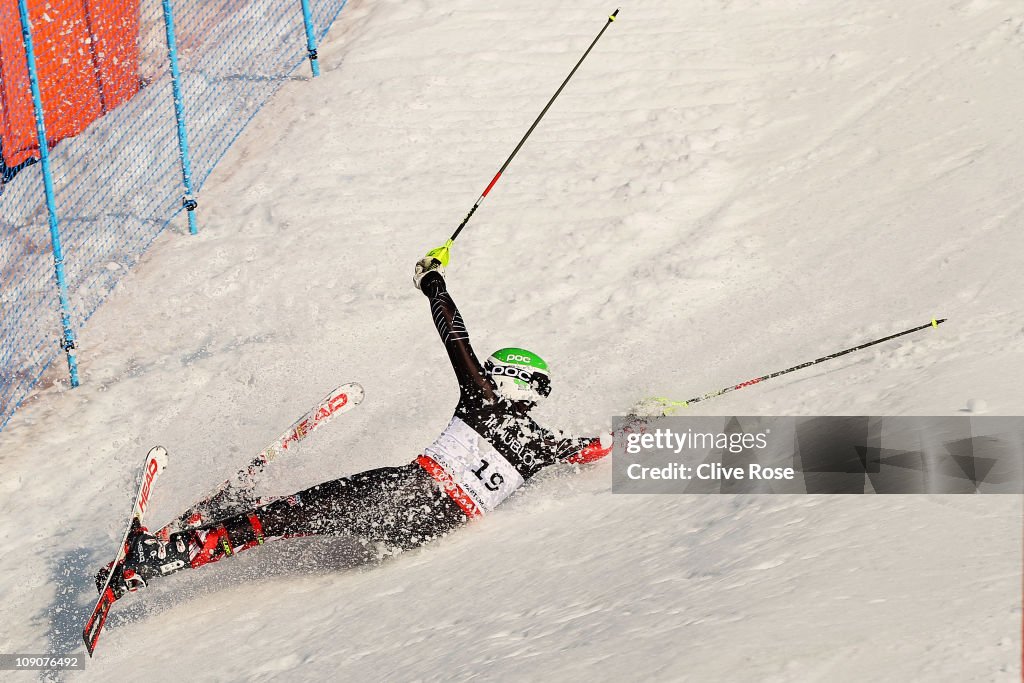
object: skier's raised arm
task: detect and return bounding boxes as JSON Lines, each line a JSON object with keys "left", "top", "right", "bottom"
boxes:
{"left": 414, "top": 257, "right": 498, "bottom": 402}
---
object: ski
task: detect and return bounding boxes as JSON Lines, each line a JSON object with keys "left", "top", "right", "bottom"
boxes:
{"left": 162, "top": 382, "right": 364, "bottom": 534}
{"left": 83, "top": 446, "right": 169, "bottom": 657}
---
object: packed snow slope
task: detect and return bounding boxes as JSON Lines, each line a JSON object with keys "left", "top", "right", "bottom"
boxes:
{"left": 1, "top": 0, "right": 1022, "bottom": 680}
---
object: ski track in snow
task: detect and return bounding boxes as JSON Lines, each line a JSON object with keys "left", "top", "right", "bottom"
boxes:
{"left": 0, "top": 0, "right": 1021, "bottom": 680}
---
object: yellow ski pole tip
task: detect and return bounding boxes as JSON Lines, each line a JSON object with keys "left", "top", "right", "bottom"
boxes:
{"left": 662, "top": 400, "right": 690, "bottom": 416}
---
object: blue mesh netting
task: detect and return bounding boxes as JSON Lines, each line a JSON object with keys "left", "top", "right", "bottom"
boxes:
{"left": 0, "top": 0, "right": 348, "bottom": 431}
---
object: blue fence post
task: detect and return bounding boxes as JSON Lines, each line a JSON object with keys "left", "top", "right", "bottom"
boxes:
{"left": 161, "top": 0, "right": 199, "bottom": 234}
{"left": 16, "top": 0, "right": 80, "bottom": 388}
{"left": 300, "top": 0, "right": 321, "bottom": 77}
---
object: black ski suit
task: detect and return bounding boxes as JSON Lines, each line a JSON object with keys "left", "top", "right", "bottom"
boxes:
{"left": 170, "top": 271, "right": 609, "bottom": 570}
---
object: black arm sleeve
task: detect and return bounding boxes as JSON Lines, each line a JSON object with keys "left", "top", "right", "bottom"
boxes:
{"left": 420, "top": 271, "right": 498, "bottom": 402}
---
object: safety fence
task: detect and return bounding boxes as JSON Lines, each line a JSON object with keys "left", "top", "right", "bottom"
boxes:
{"left": 0, "top": 0, "right": 348, "bottom": 431}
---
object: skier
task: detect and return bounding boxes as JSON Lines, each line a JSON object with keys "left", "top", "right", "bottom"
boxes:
{"left": 99, "top": 255, "right": 611, "bottom": 597}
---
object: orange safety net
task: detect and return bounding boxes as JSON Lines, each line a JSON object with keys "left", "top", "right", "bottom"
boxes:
{"left": 0, "top": 0, "right": 140, "bottom": 167}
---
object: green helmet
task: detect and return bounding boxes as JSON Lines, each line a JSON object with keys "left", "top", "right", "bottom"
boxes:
{"left": 484, "top": 347, "right": 551, "bottom": 403}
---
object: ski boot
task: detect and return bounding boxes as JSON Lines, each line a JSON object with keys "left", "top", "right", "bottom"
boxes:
{"left": 95, "top": 521, "right": 191, "bottom": 599}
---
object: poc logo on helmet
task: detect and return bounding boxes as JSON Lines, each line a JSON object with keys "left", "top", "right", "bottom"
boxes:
{"left": 491, "top": 365, "right": 532, "bottom": 380}
{"left": 506, "top": 354, "right": 532, "bottom": 363}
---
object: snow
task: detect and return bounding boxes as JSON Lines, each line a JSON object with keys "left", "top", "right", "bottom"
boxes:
{"left": 1, "top": 0, "right": 1021, "bottom": 680}
{"left": 968, "top": 398, "right": 989, "bottom": 414}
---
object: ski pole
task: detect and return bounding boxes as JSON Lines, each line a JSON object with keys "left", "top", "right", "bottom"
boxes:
{"left": 642, "top": 318, "right": 947, "bottom": 414}
{"left": 424, "top": 8, "right": 620, "bottom": 266}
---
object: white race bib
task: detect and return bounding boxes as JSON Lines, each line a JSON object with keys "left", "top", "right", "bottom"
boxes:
{"left": 424, "top": 417, "right": 525, "bottom": 512}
